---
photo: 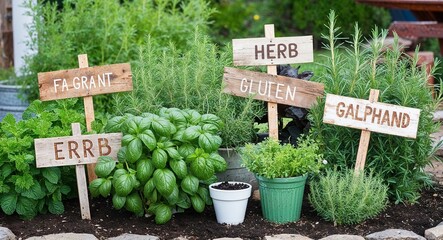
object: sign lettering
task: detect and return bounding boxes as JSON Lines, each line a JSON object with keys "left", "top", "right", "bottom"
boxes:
{"left": 323, "top": 94, "right": 420, "bottom": 138}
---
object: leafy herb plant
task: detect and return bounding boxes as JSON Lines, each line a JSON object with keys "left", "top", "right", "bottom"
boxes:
{"left": 89, "top": 108, "right": 227, "bottom": 224}
{"left": 309, "top": 11, "right": 441, "bottom": 203}
{"left": 239, "top": 136, "right": 323, "bottom": 179}
{"left": 309, "top": 169, "right": 388, "bottom": 225}
{"left": 0, "top": 99, "right": 83, "bottom": 219}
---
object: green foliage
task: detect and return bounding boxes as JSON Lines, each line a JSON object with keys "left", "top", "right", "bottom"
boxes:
{"left": 89, "top": 108, "right": 226, "bottom": 224}
{"left": 22, "top": 0, "right": 215, "bottom": 102}
{"left": 111, "top": 32, "right": 265, "bottom": 148}
{"left": 309, "top": 169, "right": 389, "bottom": 225}
{"left": 240, "top": 136, "right": 323, "bottom": 179}
{"left": 309, "top": 11, "right": 441, "bottom": 203}
{"left": 0, "top": 99, "right": 82, "bottom": 219}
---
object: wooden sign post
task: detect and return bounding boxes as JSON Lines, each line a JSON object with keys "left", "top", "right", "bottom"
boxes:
{"left": 38, "top": 55, "right": 132, "bottom": 181}
{"left": 34, "top": 123, "right": 122, "bottom": 219}
{"left": 231, "top": 24, "right": 315, "bottom": 139}
{"left": 323, "top": 89, "right": 421, "bottom": 173}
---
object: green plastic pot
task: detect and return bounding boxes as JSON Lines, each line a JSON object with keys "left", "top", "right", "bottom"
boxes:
{"left": 256, "top": 174, "right": 307, "bottom": 224}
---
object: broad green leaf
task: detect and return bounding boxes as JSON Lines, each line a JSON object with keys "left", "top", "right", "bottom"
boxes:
{"left": 152, "top": 118, "right": 174, "bottom": 136}
{"left": 197, "top": 186, "right": 212, "bottom": 205}
{"left": 45, "top": 180, "right": 57, "bottom": 194}
{"left": 183, "top": 126, "right": 202, "bottom": 141}
{"left": 122, "top": 134, "right": 137, "bottom": 146}
{"left": 198, "top": 133, "right": 222, "bottom": 152}
{"left": 112, "top": 194, "right": 126, "bottom": 210}
{"left": 125, "top": 192, "right": 144, "bottom": 216}
{"left": 169, "top": 159, "right": 187, "bottom": 179}
{"left": 0, "top": 181, "right": 10, "bottom": 194}
{"left": 165, "top": 147, "right": 181, "bottom": 160}
{"left": 201, "top": 114, "right": 222, "bottom": 128}
{"left": 152, "top": 149, "right": 168, "bottom": 169}
{"left": 15, "top": 173, "right": 34, "bottom": 191}
{"left": 178, "top": 144, "right": 196, "bottom": 159}
{"left": 143, "top": 178, "right": 155, "bottom": 198}
{"left": 115, "top": 174, "right": 134, "bottom": 197}
{"left": 117, "top": 146, "right": 128, "bottom": 162}
{"left": 126, "top": 119, "right": 139, "bottom": 135}
{"left": 190, "top": 195, "right": 205, "bottom": 213}
{"left": 89, "top": 178, "right": 106, "bottom": 197}
{"left": 139, "top": 130, "right": 156, "bottom": 151}
{"left": 126, "top": 138, "right": 142, "bottom": 163}
{"left": 176, "top": 190, "right": 191, "bottom": 209}
{"left": 147, "top": 189, "right": 158, "bottom": 203}
{"left": 42, "top": 168, "right": 61, "bottom": 184}
{"left": 209, "top": 153, "right": 227, "bottom": 173}
{"left": 154, "top": 204, "right": 172, "bottom": 224}
{"left": 181, "top": 175, "right": 199, "bottom": 195}
{"left": 95, "top": 156, "right": 116, "bottom": 178}
{"left": 138, "top": 118, "right": 152, "bottom": 132}
{"left": 153, "top": 169, "right": 177, "bottom": 197}
{"left": 165, "top": 186, "right": 179, "bottom": 205}
{"left": 0, "top": 193, "right": 17, "bottom": 215}
{"left": 1, "top": 164, "right": 13, "bottom": 179}
{"left": 190, "top": 157, "right": 215, "bottom": 180}
{"left": 60, "top": 185, "right": 71, "bottom": 195}
{"left": 136, "top": 158, "right": 154, "bottom": 184}
{"left": 48, "top": 199, "right": 64, "bottom": 215}
{"left": 113, "top": 169, "right": 128, "bottom": 183}
{"left": 105, "top": 116, "right": 126, "bottom": 132}
{"left": 99, "top": 179, "right": 112, "bottom": 197}
{"left": 202, "top": 124, "right": 219, "bottom": 133}
{"left": 16, "top": 196, "right": 38, "bottom": 219}
{"left": 173, "top": 129, "right": 185, "bottom": 142}
{"left": 184, "top": 109, "right": 202, "bottom": 125}
{"left": 21, "top": 181, "right": 45, "bottom": 200}
{"left": 129, "top": 174, "right": 140, "bottom": 189}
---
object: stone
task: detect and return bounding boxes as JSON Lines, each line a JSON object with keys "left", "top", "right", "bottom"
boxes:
{"left": 264, "top": 234, "right": 313, "bottom": 240}
{"left": 366, "top": 229, "right": 426, "bottom": 240}
{"left": 0, "top": 227, "right": 15, "bottom": 240}
{"left": 425, "top": 224, "right": 443, "bottom": 240}
{"left": 213, "top": 238, "right": 243, "bottom": 240}
{"left": 319, "top": 235, "right": 365, "bottom": 240}
{"left": 25, "top": 233, "right": 98, "bottom": 240}
{"left": 106, "top": 234, "right": 159, "bottom": 240}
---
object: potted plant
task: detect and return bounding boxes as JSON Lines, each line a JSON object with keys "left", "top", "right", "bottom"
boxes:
{"left": 0, "top": 69, "right": 28, "bottom": 121}
{"left": 209, "top": 181, "right": 252, "bottom": 225}
{"left": 239, "top": 135, "right": 323, "bottom": 223}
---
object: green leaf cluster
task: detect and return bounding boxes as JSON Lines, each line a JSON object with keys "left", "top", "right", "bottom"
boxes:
{"left": 89, "top": 108, "right": 226, "bottom": 224}
{"left": 309, "top": 11, "right": 441, "bottom": 203}
{"left": 239, "top": 136, "right": 323, "bottom": 179}
{"left": 309, "top": 169, "right": 388, "bottom": 225}
{"left": 0, "top": 99, "right": 82, "bottom": 219}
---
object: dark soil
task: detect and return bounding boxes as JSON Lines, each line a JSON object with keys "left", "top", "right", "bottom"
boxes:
{"left": 211, "top": 181, "right": 250, "bottom": 190}
{"left": 1, "top": 185, "right": 443, "bottom": 240}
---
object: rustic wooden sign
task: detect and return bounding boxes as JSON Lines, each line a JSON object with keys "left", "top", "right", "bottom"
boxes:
{"left": 34, "top": 123, "right": 121, "bottom": 220}
{"left": 323, "top": 93, "right": 420, "bottom": 139}
{"left": 223, "top": 67, "right": 324, "bottom": 109}
{"left": 38, "top": 62, "right": 132, "bottom": 101}
{"left": 34, "top": 132, "right": 122, "bottom": 168}
{"left": 233, "top": 36, "right": 313, "bottom": 66}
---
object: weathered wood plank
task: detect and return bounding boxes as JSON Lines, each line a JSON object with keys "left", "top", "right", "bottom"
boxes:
{"left": 323, "top": 93, "right": 420, "bottom": 138}
{"left": 223, "top": 67, "right": 324, "bottom": 109}
{"left": 232, "top": 35, "right": 313, "bottom": 66}
{"left": 265, "top": 24, "right": 279, "bottom": 140}
{"left": 38, "top": 62, "right": 132, "bottom": 101}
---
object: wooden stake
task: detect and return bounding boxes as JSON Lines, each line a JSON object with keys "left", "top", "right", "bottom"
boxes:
{"left": 78, "top": 54, "right": 97, "bottom": 182}
{"left": 71, "top": 123, "right": 91, "bottom": 220}
{"left": 265, "top": 24, "right": 279, "bottom": 140}
{"left": 354, "top": 89, "right": 380, "bottom": 174}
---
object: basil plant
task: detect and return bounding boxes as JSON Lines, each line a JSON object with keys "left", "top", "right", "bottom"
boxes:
{"left": 89, "top": 108, "right": 227, "bottom": 224}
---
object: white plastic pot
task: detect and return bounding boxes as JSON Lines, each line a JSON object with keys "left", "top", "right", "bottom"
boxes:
{"left": 209, "top": 181, "right": 252, "bottom": 225}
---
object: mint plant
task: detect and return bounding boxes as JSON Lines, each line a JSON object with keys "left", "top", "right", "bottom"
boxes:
{"left": 89, "top": 108, "right": 227, "bottom": 224}
{"left": 0, "top": 99, "right": 83, "bottom": 219}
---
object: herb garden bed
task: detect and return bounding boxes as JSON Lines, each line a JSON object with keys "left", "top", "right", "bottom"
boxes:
{"left": 1, "top": 184, "right": 442, "bottom": 239}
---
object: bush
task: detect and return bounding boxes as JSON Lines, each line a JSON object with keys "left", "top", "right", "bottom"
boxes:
{"left": 0, "top": 99, "right": 83, "bottom": 219}
{"left": 308, "top": 11, "right": 441, "bottom": 203}
{"left": 111, "top": 32, "right": 265, "bottom": 148}
{"left": 89, "top": 108, "right": 227, "bottom": 224}
{"left": 22, "top": 0, "right": 215, "bottom": 102}
{"left": 309, "top": 169, "right": 388, "bottom": 225}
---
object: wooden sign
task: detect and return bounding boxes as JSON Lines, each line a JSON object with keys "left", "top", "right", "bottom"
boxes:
{"left": 35, "top": 132, "right": 122, "bottom": 168}
{"left": 323, "top": 93, "right": 420, "bottom": 139}
{"left": 223, "top": 67, "right": 324, "bottom": 109}
{"left": 232, "top": 35, "right": 313, "bottom": 66}
{"left": 38, "top": 62, "right": 132, "bottom": 101}
{"left": 34, "top": 123, "right": 121, "bottom": 220}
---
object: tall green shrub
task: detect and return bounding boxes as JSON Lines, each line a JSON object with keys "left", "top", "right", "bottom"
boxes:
{"left": 111, "top": 32, "right": 265, "bottom": 148}
{"left": 309, "top": 11, "right": 441, "bottom": 203}
{"left": 22, "top": 0, "right": 215, "bottom": 101}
